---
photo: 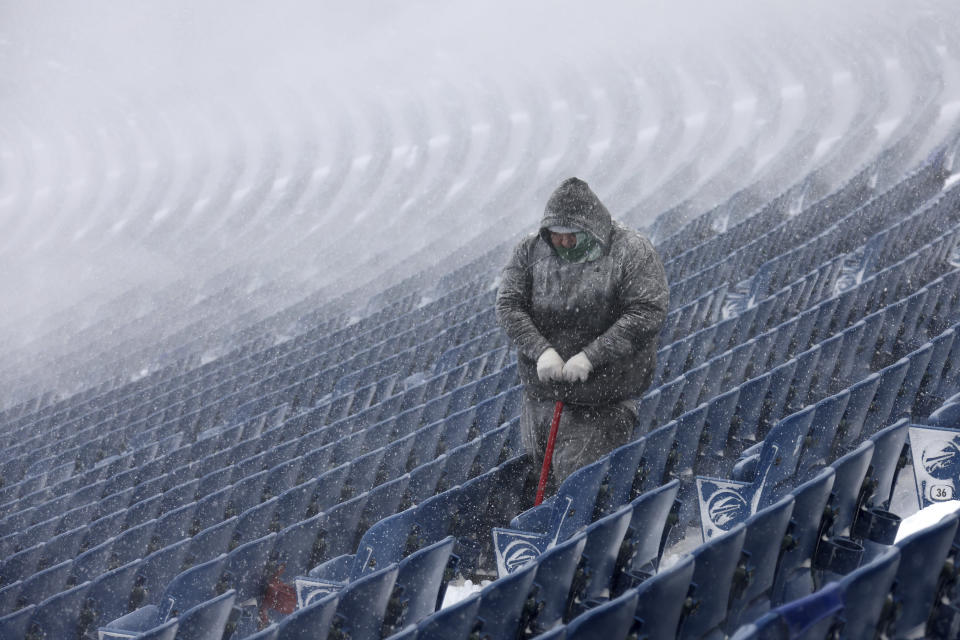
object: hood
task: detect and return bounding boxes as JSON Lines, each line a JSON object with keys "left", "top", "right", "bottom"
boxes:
{"left": 539, "top": 177, "right": 613, "bottom": 248}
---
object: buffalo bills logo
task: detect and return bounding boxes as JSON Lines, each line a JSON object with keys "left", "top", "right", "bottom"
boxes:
{"left": 921, "top": 438, "right": 960, "bottom": 480}
{"left": 502, "top": 539, "right": 541, "bottom": 573}
{"left": 707, "top": 490, "right": 748, "bottom": 530}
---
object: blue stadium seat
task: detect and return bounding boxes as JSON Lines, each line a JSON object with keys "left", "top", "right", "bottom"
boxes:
{"left": 783, "top": 345, "right": 820, "bottom": 414}
{"left": 275, "top": 591, "right": 339, "bottom": 640}
{"left": 529, "top": 531, "right": 587, "bottom": 633}
{"left": 632, "top": 554, "right": 695, "bottom": 640}
{"left": 475, "top": 561, "right": 537, "bottom": 639}
{"left": 615, "top": 480, "right": 680, "bottom": 589}
{"left": 359, "top": 475, "right": 411, "bottom": 533}
{"left": 634, "top": 388, "right": 660, "bottom": 436}
{"left": 887, "top": 512, "right": 959, "bottom": 638}
{"left": 342, "top": 509, "right": 419, "bottom": 580}
{"left": 679, "top": 522, "right": 747, "bottom": 639}
{"left": 0, "top": 542, "right": 44, "bottom": 588}
{"left": 69, "top": 538, "right": 115, "bottom": 586}
{"left": 729, "top": 583, "right": 843, "bottom": 640}
{"left": 229, "top": 470, "right": 269, "bottom": 515}
{"left": 734, "top": 407, "right": 814, "bottom": 505}
{"left": 0, "top": 580, "right": 21, "bottom": 612}
{"left": 25, "top": 579, "right": 91, "bottom": 639}
{"left": 724, "top": 495, "right": 795, "bottom": 633}
{"left": 653, "top": 375, "right": 686, "bottom": 426}
{"left": 927, "top": 401, "right": 960, "bottom": 428}
{"left": 15, "top": 558, "right": 73, "bottom": 609}
{"left": 676, "top": 364, "right": 710, "bottom": 416}
{"left": 321, "top": 494, "right": 369, "bottom": 561}
{"left": 406, "top": 454, "right": 448, "bottom": 504}
{"left": 697, "top": 388, "right": 740, "bottom": 478}
{"left": 564, "top": 589, "right": 639, "bottom": 640}
{"left": 440, "top": 407, "right": 477, "bottom": 451}
{"left": 860, "top": 357, "right": 910, "bottom": 437}
{"left": 913, "top": 330, "right": 957, "bottom": 416}
{"left": 166, "top": 589, "right": 235, "bottom": 640}
{"left": 569, "top": 504, "right": 633, "bottom": 611}
{"left": 132, "top": 539, "right": 192, "bottom": 609}
{"left": 224, "top": 532, "right": 277, "bottom": 602}
{"left": 235, "top": 496, "right": 280, "bottom": 545}
{"left": 327, "top": 564, "right": 399, "bottom": 640}
{"left": 187, "top": 516, "right": 238, "bottom": 566}
{"left": 416, "top": 591, "right": 480, "bottom": 640}
{"left": 79, "top": 559, "right": 142, "bottom": 636}
{"left": 508, "top": 458, "right": 610, "bottom": 546}
{"left": 666, "top": 404, "right": 708, "bottom": 486}
{"left": 0, "top": 604, "right": 35, "bottom": 640}
{"left": 377, "top": 434, "right": 417, "bottom": 482}
{"left": 132, "top": 617, "right": 180, "bottom": 639}
{"left": 637, "top": 422, "right": 678, "bottom": 492}
{"left": 312, "top": 465, "right": 351, "bottom": 514}
{"left": 825, "top": 441, "right": 874, "bottom": 539}
{"left": 757, "top": 359, "right": 799, "bottom": 435}
{"left": 440, "top": 440, "right": 482, "bottom": 491}
{"left": 275, "top": 480, "right": 319, "bottom": 530}
{"left": 153, "top": 553, "right": 229, "bottom": 621}
{"left": 832, "top": 372, "right": 882, "bottom": 453}
{"left": 863, "top": 419, "right": 908, "bottom": 515}
{"left": 728, "top": 374, "right": 772, "bottom": 450}
{"left": 392, "top": 536, "right": 456, "bottom": 629}
{"left": 594, "top": 437, "right": 646, "bottom": 516}
{"left": 795, "top": 390, "right": 850, "bottom": 481}
{"left": 414, "top": 487, "right": 460, "bottom": 546}
{"left": 835, "top": 546, "right": 899, "bottom": 639}
{"left": 151, "top": 503, "right": 199, "bottom": 551}
{"left": 123, "top": 494, "right": 164, "bottom": 531}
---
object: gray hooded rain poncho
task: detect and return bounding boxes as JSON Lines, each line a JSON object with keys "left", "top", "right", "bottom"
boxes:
{"left": 496, "top": 177, "right": 669, "bottom": 483}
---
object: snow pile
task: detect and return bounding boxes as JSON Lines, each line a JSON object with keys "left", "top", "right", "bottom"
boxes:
{"left": 440, "top": 577, "right": 490, "bottom": 609}
{"left": 894, "top": 500, "right": 960, "bottom": 543}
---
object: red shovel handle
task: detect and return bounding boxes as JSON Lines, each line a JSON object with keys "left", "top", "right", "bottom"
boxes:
{"left": 535, "top": 401, "right": 564, "bottom": 506}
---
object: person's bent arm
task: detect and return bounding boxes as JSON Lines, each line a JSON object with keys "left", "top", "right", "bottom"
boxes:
{"left": 496, "top": 241, "right": 552, "bottom": 360}
{"left": 582, "top": 237, "right": 669, "bottom": 368}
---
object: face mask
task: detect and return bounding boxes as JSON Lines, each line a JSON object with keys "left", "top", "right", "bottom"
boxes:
{"left": 554, "top": 232, "right": 602, "bottom": 263}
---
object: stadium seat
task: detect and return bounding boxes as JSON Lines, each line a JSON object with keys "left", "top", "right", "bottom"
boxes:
{"left": 723, "top": 495, "right": 795, "bottom": 633}
{"left": 632, "top": 554, "right": 695, "bottom": 640}
{"left": 885, "top": 512, "right": 959, "bottom": 638}
{"left": 15, "top": 558, "right": 74, "bottom": 610}
{"left": 770, "top": 467, "right": 835, "bottom": 606}
{"left": 275, "top": 591, "right": 339, "bottom": 640}
{"left": 166, "top": 589, "right": 235, "bottom": 640}
{"left": 594, "top": 437, "right": 647, "bottom": 517}
{"left": 0, "top": 604, "right": 33, "bottom": 639}
{"left": 475, "top": 561, "right": 537, "bottom": 639}
{"left": 567, "top": 504, "right": 633, "bottom": 613}
{"left": 79, "top": 559, "right": 143, "bottom": 636}
{"left": 508, "top": 458, "right": 610, "bottom": 546}
{"left": 678, "top": 522, "right": 747, "bottom": 639}
{"left": 637, "top": 422, "right": 678, "bottom": 492}
{"left": 25, "top": 579, "right": 91, "bottom": 639}
{"left": 131, "top": 539, "right": 192, "bottom": 609}
{"left": 391, "top": 536, "right": 456, "bottom": 629}
{"left": 416, "top": 591, "right": 481, "bottom": 640}
{"left": 326, "top": 564, "right": 399, "bottom": 640}
{"left": 835, "top": 546, "right": 899, "bottom": 639}
{"left": 564, "top": 589, "right": 639, "bottom": 640}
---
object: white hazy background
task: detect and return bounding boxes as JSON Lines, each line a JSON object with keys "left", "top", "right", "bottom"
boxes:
{"left": 0, "top": 0, "right": 954, "bottom": 403}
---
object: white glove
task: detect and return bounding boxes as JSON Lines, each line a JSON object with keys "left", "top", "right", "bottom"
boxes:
{"left": 536, "top": 348, "right": 566, "bottom": 382}
{"left": 562, "top": 352, "right": 593, "bottom": 383}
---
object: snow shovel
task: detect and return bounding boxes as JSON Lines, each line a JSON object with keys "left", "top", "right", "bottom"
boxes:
{"left": 534, "top": 400, "right": 564, "bottom": 506}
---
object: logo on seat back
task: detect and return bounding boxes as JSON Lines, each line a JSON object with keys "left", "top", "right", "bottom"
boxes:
{"left": 909, "top": 426, "right": 960, "bottom": 508}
